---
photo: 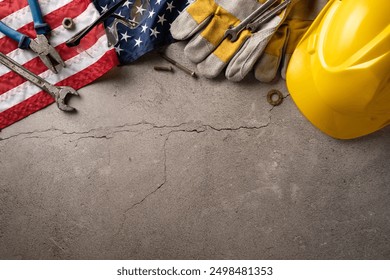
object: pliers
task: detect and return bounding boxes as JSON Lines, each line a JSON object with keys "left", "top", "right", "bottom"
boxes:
{"left": 0, "top": 0, "right": 65, "bottom": 73}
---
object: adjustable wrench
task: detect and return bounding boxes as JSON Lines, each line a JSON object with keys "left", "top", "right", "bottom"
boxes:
{"left": 0, "top": 52, "right": 78, "bottom": 111}
{"left": 247, "top": 0, "right": 292, "bottom": 32}
{"left": 224, "top": 0, "right": 278, "bottom": 42}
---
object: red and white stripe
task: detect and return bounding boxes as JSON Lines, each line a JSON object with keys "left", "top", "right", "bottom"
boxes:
{"left": 0, "top": 0, "right": 119, "bottom": 129}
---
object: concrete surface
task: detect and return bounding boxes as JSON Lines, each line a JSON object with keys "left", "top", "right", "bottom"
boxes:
{"left": 1, "top": 43, "right": 390, "bottom": 260}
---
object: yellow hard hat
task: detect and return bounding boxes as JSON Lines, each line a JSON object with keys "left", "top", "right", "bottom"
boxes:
{"left": 286, "top": 0, "right": 390, "bottom": 139}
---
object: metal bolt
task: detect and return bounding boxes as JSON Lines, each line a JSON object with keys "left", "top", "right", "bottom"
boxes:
{"left": 154, "top": 65, "right": 173, "bottom": 72}
{"left": 62, "top": 18, "right": 75, "bottom": 30}
{"left": 159, "top": 53, "right": 197, "bottom": 78}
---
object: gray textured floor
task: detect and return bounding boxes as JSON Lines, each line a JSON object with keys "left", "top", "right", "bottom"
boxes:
{"left": 1, "top": 43, "right": 390, "bottom": 260}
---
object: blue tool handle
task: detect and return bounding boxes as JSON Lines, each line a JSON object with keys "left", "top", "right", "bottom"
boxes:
{"left": 0, "top": 21, "right": 31, "bottom": 49}
{"left": 27, "top": 0, "right": 50, "bottom": 35}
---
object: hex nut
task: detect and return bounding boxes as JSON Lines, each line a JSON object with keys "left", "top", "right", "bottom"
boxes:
{"left": 62, "top": 18, "right": 74, "bottom": 30}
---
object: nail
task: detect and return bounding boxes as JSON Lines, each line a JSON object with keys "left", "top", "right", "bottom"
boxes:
{"left": 159, "top": 53, "right": 197, "bottom": 78}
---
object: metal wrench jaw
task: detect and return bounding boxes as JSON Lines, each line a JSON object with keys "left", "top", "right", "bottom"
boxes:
{"left": 29, "top": 35, "right": 65, "bottom": 73}
{"left": 223, "top": 0, "right": 281, "bottom": 42}
{"left": 56, "top": 86, "right": 79, "bottom": 112}
{"left": 106, "top": 16, "right": 138, "bottom": 46}
{"left": 65, "top": 0, "right": 129, "bottom": 47}
{"left": 247, "top": 0, "right": 293, "bottom": 32}
{"left": 224, "top": 27, "right": 240, "bottom": 43}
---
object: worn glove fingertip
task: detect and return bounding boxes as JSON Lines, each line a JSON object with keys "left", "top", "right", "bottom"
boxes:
{"left": 197, "top": 54, "right": 226, "bottom": 79}
{"left": 170, "top": 10, "right": 199, "bottom": 40}
{"left": 184, "top": 34, "right": 215, "bottom": 63}
{"left": 225, "top": 59, "right": 246, "bottom": 82}
{"left": 254, "top": 54, "right": 280, "bottom": 83}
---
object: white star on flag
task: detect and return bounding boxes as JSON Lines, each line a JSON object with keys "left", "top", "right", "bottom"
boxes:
{"left": 135, "top": 5, "right": 146, "bottom": 15}
{"left": 141, "top": 23, "right": 148, "bottom": 33}
{"left": 148, "top": 9, "right": 156, "bottom": 18}
{"left": 101, "top": 5, "right": 108, "bottom": 13}
{"left": 134, "top": 37, "right": 143, "bottom": 47}
{"left": 121, "top": 31, "right": 131, "bottom": 42}
{"left": 166, "top": 2, "right": 175, "bottom": 12}
{"left": 115, "top": 45, "right": 124, "bottom": 54}
{"left": 150, "top": 27, "right": 160, "bottom": 38}
{"left": 157, "top": 14, "right": 167, "bottom": 25}
{"left": 123, "top": 0, "right": 133, "bottom": 8}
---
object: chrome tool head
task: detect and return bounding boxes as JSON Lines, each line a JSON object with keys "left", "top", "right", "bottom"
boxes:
{"left": 29, "top": 35, "right": 65, "bottom": 73}
{"left": 106, "top": 16, "right": 138, "bottom": 46}
{"left": 56, "top": 86, "right": 79, "bottom": 112}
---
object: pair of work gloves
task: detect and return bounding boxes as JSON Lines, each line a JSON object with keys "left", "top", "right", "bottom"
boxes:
{"left": 171, "top": 0, "right": 327, "bottom": 82}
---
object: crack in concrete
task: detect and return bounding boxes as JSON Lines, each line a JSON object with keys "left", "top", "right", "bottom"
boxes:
{"left": 71, "top": 135, "right": 113, "bottom": 143}
{"left": 270, "top": 93, "right": 290, "bottom": 112}
{"left": 1, "top": 115, "right": 275, "bottom": 245}
{"left": 117, "top": 121, "right": 273, "bottom": 210}
{"left": 124, "top": 135, "right": 169, "bottom": 214}
{"left": 2, "top": 120, "right": 274, "bottom": 240}
{"left": 111, "top": 118, "right": 273, "bottom": 238}
{"left": 1, "top": 114, "right": 275, "bottom": 239}
{"left": 0, "top": 128, "right": 64, "bottom": 141}
{"left": 112, "top": 133, "right": 169, "bottom": 239}
{"left": 0, "top": 119, "right": 272, "bottom": 142}
{"left": 206, "top": 123, "right": 270, "bottom": 132}
{"left": 0, "top": 122, "right": 151, "bottom": 141}
{"left": 0, "top": 93, "right": 288, "bottom": 141}
{"left": 49, "top": 237, "right": 66, "bottom": 253}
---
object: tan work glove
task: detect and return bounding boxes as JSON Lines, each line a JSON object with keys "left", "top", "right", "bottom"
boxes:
{"left": 254, "top": 0, "right": 328, "bottom": 82}
{"left": 171, "top": 0, "right": 298, "bottom": 81}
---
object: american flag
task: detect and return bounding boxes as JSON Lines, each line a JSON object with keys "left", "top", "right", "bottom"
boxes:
{"left": 93, "top": 0, "right": 192, "bottom": 64}
{"left": 0, "top": 0, "right": 119, "bottom": 130}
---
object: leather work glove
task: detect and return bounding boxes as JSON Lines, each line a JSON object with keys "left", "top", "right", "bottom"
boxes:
{"left": 254, "top": 0, "right": 328, "bottom": 82}
{"left": 171, "top": 0, "right": 299, "bottom": 81}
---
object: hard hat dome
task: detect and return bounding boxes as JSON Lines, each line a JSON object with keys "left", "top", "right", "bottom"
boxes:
{"left": 323, "top": 0, "right": 388, "bottom": 67}
{"left": 286, "top": 0, "right": 390, "bottom": 139}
